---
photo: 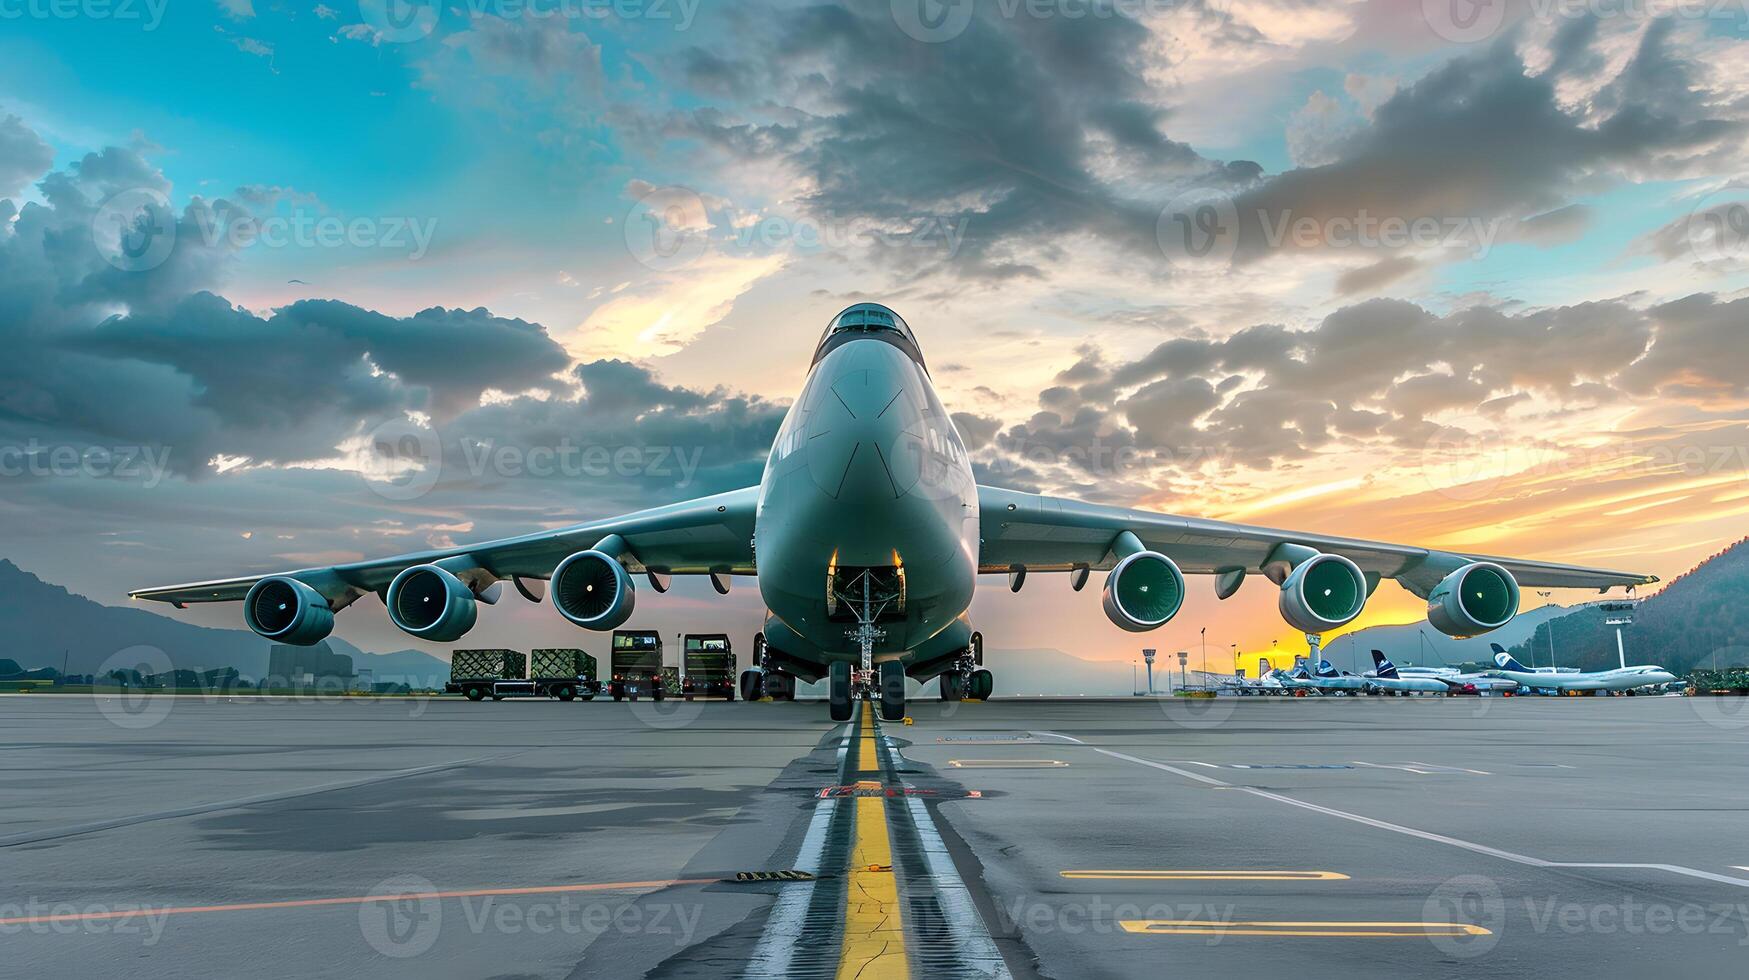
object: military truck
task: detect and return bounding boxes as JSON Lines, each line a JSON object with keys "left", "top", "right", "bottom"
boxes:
{"left": 608, "top": 630, "right": 665, "bottom": 701}
{"left": 681, "top": 634, "right": 735, "bottom": 700}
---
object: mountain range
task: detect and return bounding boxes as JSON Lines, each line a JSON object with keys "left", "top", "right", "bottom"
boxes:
{"left": 0, "top": 560, "right": 449, "bottom": 686}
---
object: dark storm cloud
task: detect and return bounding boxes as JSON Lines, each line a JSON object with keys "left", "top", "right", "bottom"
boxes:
{"left": 0, "top": 128, "right": 776, "bottom": 485}
{"left": 1225, "top": 32, "right": 1742, "bottom": 263}
{"left": 653, "top": 0, "right": 1205, "bottom": 278}
{"left": 972, "top": 293, "right": 1742, "bottom": 480}
{"left": 643, "top": 9, "right": 1743, "bottom": 281}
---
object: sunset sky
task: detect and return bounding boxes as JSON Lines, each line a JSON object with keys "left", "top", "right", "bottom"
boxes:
{"left": 3, "top": 1, "right": 1748, "bottom": 670}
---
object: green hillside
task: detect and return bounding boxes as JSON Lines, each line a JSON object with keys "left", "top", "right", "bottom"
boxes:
{"left": 1507, "top": 538, "right": 1749, "bottom": 674}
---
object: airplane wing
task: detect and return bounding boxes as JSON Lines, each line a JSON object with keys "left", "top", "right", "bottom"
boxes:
{"left": 130, "top": 487, "right": 759, "bottom": 609}
{"left": 975, "top": 485, "right": 1656, "bottom": 597}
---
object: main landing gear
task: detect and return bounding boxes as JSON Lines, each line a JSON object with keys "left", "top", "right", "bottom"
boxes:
{"left": 939, "top": 632, "right": 993, "bottom": 702}
{"left": 740, "top": 632, "right": 798, "bottom": 702}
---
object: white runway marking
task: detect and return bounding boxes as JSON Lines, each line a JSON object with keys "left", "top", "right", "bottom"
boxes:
{"left": 1085, "top": 746, "right": 1749, "bottom": 890}
{"left": 745, "top": 724, "right": 849, "bottom": 978}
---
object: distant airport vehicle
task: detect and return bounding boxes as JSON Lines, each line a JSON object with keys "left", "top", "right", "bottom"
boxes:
{"left": 681, "top": 634, "right": 735, "bottom": 700}
{"left": 130, "top": 303, "right": 1657, "bottom": 723}
{"left": 1486, "top": 644, "right": 1676, "bottom": 694}
{"left": 609, "top": 630, "right": 665, "bottom": 701}
{"left": 1363, "top": 651, "right": 1453, "bottom": 695}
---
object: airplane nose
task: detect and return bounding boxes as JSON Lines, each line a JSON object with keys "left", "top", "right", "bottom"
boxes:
{"left": 805, "top": 344, "right": 924, "bottom": 499}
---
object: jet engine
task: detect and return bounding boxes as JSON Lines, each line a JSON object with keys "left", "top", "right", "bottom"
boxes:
{"left": 386, "top": 564, "right": 479, "bottom": 642}
{"left": 1101, "top": 550, "right": 1186, "bottom": 632}
{"left": 1278, "top": 553, "right": 1367, "bottom": 633}
{"left": 1426, "top": 561, "right": 1519, "bottom": 637}
{"left": 550, "top": 550, "right": 636, "bottom": 630}
{"left": 243, "top": 576, "right": 335, "bottom": 646}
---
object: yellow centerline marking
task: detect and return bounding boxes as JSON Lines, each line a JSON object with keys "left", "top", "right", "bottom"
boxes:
{"left": 1121, "top": 920, "right": 1491, "bottom": 938}
{"left": 837, "top": 705, "right": 910, "bottom": 980}
{"left": 1063, "top": 870, "right": 1349, "bottom": 881}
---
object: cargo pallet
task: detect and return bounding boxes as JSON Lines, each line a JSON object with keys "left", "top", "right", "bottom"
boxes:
{"left": 445, "top": 649, "right": 600, "bottom": 702}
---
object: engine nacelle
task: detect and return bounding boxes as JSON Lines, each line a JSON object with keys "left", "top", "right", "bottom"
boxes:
{"left": 550, "top": 550, "right": 636, "bottom": 631}
{"left": 1278, "top": 553, "right": 1367, "bottom": 633}
{"left": 243, "top": 576, "right": 335, "bottom": 646}
{"left": 1427, "top": 561, "right": 1520, "bottom": 637}
{"left": 1101, "top": 551, "right": 1186, "bottom": 632}
{"left": 386, "top": 564, "right": 479, "bottom": 642}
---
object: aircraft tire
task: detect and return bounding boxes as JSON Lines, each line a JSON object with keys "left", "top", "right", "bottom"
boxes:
{"left": 739, "top": 669, "right": 764, "bottom": 701}
{"left": 939, "top": 672, "right": 965, "bottom": 701}
{"left": 880, "top": 661, "right": 906, "bottom": 721}
{"left": 970, "top": 669, "right": 993, "bottom": 701}
{"left": 829, "top": 661, "right": 853, "bottom": 722}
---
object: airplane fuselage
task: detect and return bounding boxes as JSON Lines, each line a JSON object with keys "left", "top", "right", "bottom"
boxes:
{"left": 753, "top": 330, "right": 978, "bottom": 669}
{"left": 1487, "top": 666, "right": 1677, "bottom": 692}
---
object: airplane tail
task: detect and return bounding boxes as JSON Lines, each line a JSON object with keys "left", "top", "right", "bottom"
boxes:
{"left": 1315, "top": 659, "right": 1337, "bottom": 678}
{"left": 1491, "top": 643, "right": 1534, "bottom": 673}
{"left": 1370, "top": 650, "right": 1399, "bottom": 679}
{"left": 1259, "top": 657, "right": 1272, "bottom": 674}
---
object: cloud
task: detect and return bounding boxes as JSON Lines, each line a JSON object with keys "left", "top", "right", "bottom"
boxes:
{"left": 0, "top": 113, "right": 53, "bottom": 200}
{"left": 971, "top": 292, "right": 1747, "bottom": 491}
{"left": 0, "top": 140, "right": 781, "bottom": 489}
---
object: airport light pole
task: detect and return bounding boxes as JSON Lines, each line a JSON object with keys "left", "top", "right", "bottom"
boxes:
{"left": 1143, "top": 648, "right": 1156, "bottom": 695}
{"left": 1200, "top": 627, "right": 1207, "bottom": 690}
{"left": 1536, "top": 591, "right": 1554, "bottom": 670}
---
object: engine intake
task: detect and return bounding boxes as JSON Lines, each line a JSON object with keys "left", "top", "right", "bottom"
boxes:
{"left": 386, "top": 564, "right": 479, "bottom": 642}
{"left": 1427, "top": 561, "right": 1519, "bottom": 637}
{"left": 551, "top": 550, "right": 636, "bottom": 630}
{"left": 1278, "top": 553, "right": 1367, "bottom": 633}
{"left": 243, "top": 576, "right": 334, "bottom": 646}
{"left": 1102, "top": 551, "right": 1186, "bottom": 632}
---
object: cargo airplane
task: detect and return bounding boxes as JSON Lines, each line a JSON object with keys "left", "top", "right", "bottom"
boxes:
{"left": 131, "top": 304, "right": 1657, "bottom": 722}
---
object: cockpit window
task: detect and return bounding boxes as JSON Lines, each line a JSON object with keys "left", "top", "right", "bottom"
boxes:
{"left": 812, "top": 303, "right": 926, "bottom": 371}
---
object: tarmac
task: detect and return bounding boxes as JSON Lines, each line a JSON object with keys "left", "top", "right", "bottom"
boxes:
{"left": 4, "top": 692, "right": 1748, "bottom": 978}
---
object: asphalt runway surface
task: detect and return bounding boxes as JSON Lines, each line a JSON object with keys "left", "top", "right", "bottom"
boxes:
{"left": 4, "top": 693, "right": 1748, "bottom": 978}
